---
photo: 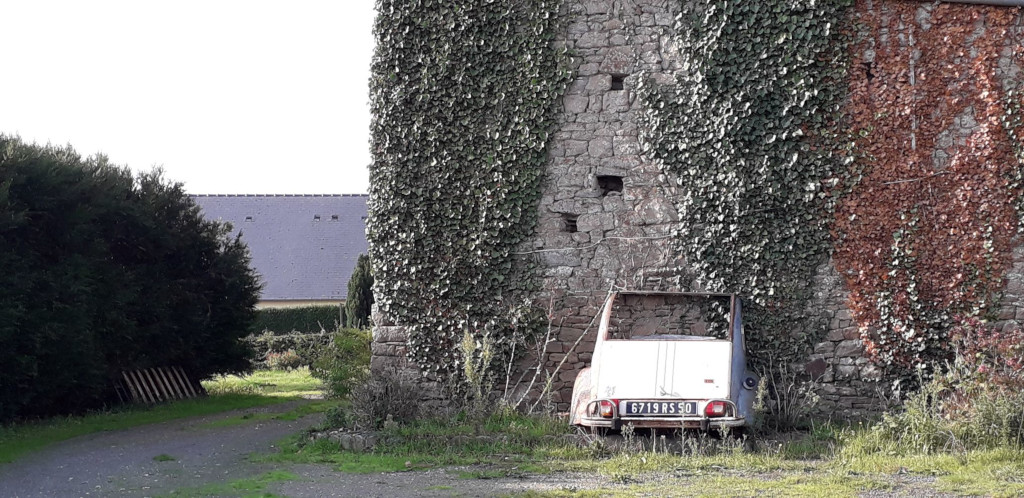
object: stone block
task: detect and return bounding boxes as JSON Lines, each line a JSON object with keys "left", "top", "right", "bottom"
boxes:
{"left": 825, "top": 328, "right": 846, "bottom": 341}
{"left": 835, "top": 365, "right": 859, "bottom": 380}
{"left": 613, "top": 136, "right": 640, "bottom": 156}
{"left": 586, "top": 74, "right": 611, "bottom": 93}
{"left": 600, "top": 47, "right": 635, "bottom": 74}
{"left": 564, "top": 140, "right": 588, "bottom": 156}
{"left": 636, "top": 197, "right": 678, "bottom": 225}
{"left": 584, "top": 0, "right": 610, "bottom": 14}
{"left": 813, "top": 341, "right": 836, "bottom": 355}
{"left": 538, "top": 250, "right": 582, "bottom": 268}
{"left": 563, "top": 95, "right": 589, "bottom": 114}
{"left": 603, "top": 91, "right": 631, "bottom": 112}
{"left": 588, "top": 137, "right": 614, "bottom": 158}
{"left": 835, "top": 340, "right": 865, "bottom": 358}
{"left": 576, "top": 212, "right": 614, "bottom": 232}
{"left": 577, "top": 32, "right": 608, "bottom": 49}
{"left": 373, "top": 326, "right": 409, "bottom": 344}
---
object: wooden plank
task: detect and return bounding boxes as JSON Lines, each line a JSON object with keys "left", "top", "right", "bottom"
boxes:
{"left": 152, "top": 368, "right": 176, "bottom": 401}
{"left": 142, "top": 368, "right": 166, "bottom": 402}
{"left": 159, "top": 367, "right": 185, "bottom": 400}
{"left": 146, "top": 368, "right": 170, "bottom": 402}
{"left": 121, "top": 371, "right": 142, "bottom": 403}
{"left": 173, "top": 366, "right": 198, "bottom": 398}
{"left": 130, "top": 370, "right": 156, "bottom": 404}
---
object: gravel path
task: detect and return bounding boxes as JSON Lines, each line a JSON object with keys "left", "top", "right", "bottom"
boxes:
{"left": 0, "top": 402, "right": 609, "bottom": 497}
{"left": 0, "top": 401, "right": 322, "bottom": 497}
{"left": 0, "top": 404, "right": 948, "bottom": 497}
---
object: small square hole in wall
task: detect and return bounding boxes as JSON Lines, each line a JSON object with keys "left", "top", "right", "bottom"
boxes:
{"left": 610, "top": 74, "right": 626, "bottom": 91}
{"left": 313, "top": 215, "right": 321, "bottom": 222}
{"left": 563, "top": 214, "right": 579, "bottom": 233}
{"left": 331, "top": 214, "right": 339, "bottom": 221}
{"left": 597, "top": 175, "right": 624, "bottom": 195}
{"left": 244, "top": 215, "right": 254, "bottom": 222}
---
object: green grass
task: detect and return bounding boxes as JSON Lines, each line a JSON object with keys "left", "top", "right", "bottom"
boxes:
{"left": 0, "top": 369, "right": 322, "bottom": 464}
{"left": 257, "top": 409, "right": 574, "bottom": 474}
{"left": 153, "top": 453, "right": 177, "bottom": 462}
{"left": 198, "top": 400, "right": 336, "bottom": 429}
{"left": 202, "top": 367, "right": 323, "bottom": 398}
{"left": 252, "top": 412, "right": 1024, "bottom": 497}
{"left": 164, "top": 469, "right": 298, "bottom": 497}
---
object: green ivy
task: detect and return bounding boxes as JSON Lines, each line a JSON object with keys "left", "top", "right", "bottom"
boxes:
{"left": 1003, "top": 89, "right": 1024, "bottom": 234}
{"left": 368, "top": 0, "right": 572, "bottom": 376}
{"left": 637, "top": 0, "right": 852, "bottom": 364}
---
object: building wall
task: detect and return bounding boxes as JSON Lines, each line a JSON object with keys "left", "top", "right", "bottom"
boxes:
{"left": 371, "top": 0, "right": 1024, "bottom": 418}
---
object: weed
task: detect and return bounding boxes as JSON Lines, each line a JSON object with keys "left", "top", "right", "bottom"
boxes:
{"left": 152, "top": 453, "right": 176, "bottom": 462}
{"left": 342, "top": 368, "right": 420, "bottom": 429}
{"left": 165, "top": 470, "right": 297, "bottom": 496}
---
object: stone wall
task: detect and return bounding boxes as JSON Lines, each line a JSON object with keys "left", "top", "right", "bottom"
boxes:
{"left": 370, "top": 0, "right": 1024, "bottom": 419}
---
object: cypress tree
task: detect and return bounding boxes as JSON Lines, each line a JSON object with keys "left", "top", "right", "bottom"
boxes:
{"left": 345, "top": 254, "right": 374, "bottom": 329}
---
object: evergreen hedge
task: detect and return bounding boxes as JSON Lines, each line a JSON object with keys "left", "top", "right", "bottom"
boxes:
{"left": 0, "top": 137, "right": 261, "bottom": 422}
{"left": 251, "top": 306, "right": 345, "bottom": 335}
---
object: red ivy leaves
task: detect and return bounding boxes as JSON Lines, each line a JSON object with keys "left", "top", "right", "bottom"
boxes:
{"left": 834, "top": 2, "right": 1024, "bottom": 372}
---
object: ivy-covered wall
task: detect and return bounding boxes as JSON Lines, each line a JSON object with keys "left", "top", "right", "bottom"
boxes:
{"left": 369, "top": 0, "right": 1024, "bottom": 417}
{"left": 367, "top": 0, "right": 571, "bottom": 388}
{"left": 832, "top": 1, "right": 1024, "bottom": 392}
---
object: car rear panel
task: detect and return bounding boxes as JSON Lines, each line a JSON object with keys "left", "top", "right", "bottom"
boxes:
{"left": 593, "top": 339, "right": 732, "bottom": 401}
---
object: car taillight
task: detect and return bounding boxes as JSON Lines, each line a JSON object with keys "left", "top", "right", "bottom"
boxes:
{"left": 599, "top": 400, "right": 615, "bottom": 418}
{"left": 704, "top": 401, "right": 726, "bottom": 417}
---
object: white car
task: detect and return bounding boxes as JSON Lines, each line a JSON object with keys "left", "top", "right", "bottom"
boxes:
{"left": 570, "top": 291, "right": 758, "bottom": 432}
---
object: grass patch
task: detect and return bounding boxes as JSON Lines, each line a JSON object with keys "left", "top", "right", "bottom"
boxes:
{"left": 164, "top": 469, "right": 298, "bottom": 497}
{"left": 202, "top": 367, "right": 323, "bottom": 398}
{"left": 198, "top": 400, "right": 336, "bottom": 429}
{"left": 0, "top": 369, "right": 323, "bottom": 464}
{"left": 152, "top": 453, "right": 177, "bottom": 462}
{"left": 257, "top": 409, "right": 574, "bottom": 474}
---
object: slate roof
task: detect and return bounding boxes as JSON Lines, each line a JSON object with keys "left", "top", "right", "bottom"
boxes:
{"left": 192, "top": 194, "right": 369, "bottom": 301}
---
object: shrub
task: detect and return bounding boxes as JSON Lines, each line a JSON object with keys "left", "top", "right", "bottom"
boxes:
{"left": 345, "top": 369, "right": 421, "bottom": 429}
{"left": 310, "top": 328, "right": 371, "bottom": 399}
{"left": 251, "top": 306, "right": 344, "bottom": 335}
{"left": 244, "top": 332, "right": 335, "bottom": 369}
{"left": 0, "top": 137, "right": 259, "bottom": 422}
{"left": 265, "top": 350, "right": 303, "bottom": 371}
{"left": 845, "top": 317, "right": 1024, "bottom": 455}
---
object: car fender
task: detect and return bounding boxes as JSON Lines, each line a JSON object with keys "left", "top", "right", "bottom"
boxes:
{"left": 569, "top": 367, "right": 592, "bottom": 426}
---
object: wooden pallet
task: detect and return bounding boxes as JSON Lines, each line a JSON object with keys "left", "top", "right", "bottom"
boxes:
{"left": 119, "top": 366, "right": 204, "bottom": 404}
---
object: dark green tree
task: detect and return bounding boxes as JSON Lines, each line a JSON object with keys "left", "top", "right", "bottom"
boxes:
{"left": 345, "top": 254, "right": 374, "bottom": 329}
{"left": 0, "top": 136, "right": 261, "bottom": 422}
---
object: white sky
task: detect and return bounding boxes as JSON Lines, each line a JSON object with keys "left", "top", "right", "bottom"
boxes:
{"left": 0, "top": 1, "right": 374, "bottom": 194}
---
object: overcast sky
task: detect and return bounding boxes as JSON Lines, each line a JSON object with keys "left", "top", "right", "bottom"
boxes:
{"left": 1, "top": 1, "right": 374, "bottom": 195}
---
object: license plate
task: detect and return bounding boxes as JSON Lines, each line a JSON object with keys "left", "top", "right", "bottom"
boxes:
{"left": 621, "top": 401, "right": 697, "bottom": 416}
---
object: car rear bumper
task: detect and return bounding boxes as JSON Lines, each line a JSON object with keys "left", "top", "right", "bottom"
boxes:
{"left": 578, "top": 398, "right": 746, "bottom": 430}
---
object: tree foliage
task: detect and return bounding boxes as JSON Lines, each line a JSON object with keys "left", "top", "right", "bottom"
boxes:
{"left": 0, "top": 136, "right": 261, "bottom": 422}
{"left": 345, "top": 254, "right": 374, "bottom": 329}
